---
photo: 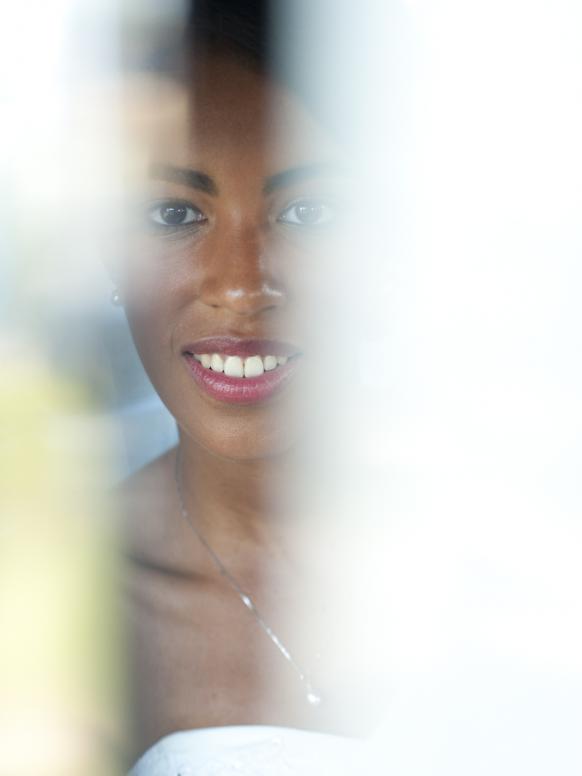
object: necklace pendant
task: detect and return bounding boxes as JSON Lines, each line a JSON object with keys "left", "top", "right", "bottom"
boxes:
{"left": 306, "top": 690, "right": 322, "bottom": 706}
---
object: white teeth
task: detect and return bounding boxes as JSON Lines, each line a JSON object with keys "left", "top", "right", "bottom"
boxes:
{"left": 244, "top": 355, "right": 264, "bottom": 378}
{"left": 224, "top": 355, "right": 244, "bottom": 377}
{"left": 195, "top": 352, "right": 293, "bottom": 376}
{"left": 210, "top": 353, "right": 224, "bottom": 372}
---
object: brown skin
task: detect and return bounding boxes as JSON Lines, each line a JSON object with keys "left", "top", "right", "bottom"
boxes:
{"left": 120, "top": 52, "right": 380, "bottom": 762}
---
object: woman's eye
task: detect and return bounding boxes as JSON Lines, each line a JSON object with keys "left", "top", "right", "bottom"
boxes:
{"left": 148, "top": 201, "right": 206, "bottom": 228}
{"left": 277, "top": 200, "right": 335, "bottom": 227}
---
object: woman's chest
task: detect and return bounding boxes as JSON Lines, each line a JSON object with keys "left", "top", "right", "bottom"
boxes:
{"left": 125, "top": 569, "right": 385, "bottom": 759}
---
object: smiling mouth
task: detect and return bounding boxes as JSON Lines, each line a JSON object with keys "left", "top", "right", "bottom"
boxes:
{"left": 182, "top": 338, "right": 301, "bottom": 404}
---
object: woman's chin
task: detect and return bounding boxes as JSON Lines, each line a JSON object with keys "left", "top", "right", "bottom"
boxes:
{"left": 173, "top": 383, "right": 309, "bottom": 462}
{"left": 180, "top": 419, "right": 303, "bottom": 462}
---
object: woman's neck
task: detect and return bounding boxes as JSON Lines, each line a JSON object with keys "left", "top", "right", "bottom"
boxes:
{"left": 176, "top": 434, "right": 307, "bottom": 552}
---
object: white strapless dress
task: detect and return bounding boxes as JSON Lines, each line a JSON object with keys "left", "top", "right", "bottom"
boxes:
{"left": 129, "top": 725, "right": 372, "bottom": 775}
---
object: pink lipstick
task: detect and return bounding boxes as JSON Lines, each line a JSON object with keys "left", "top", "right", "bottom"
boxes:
{"left": 182, "top": 337, "right": 301, "bottom": 405}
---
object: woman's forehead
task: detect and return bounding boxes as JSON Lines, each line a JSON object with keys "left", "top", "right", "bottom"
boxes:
{"left": 174, "top": 52, "right": 339, "bottom": 169}
{"left": 128, "top": 51, "right": 343, "bottom": 190}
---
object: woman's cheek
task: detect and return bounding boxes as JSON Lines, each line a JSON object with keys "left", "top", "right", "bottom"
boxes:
{"left": 122, "top": 273, "right": 179, "bottom": 370}
{"left": 124, "top": 303, "right": 170, "bottom": 389}
{"left": 122, "top": 238, "right": 194, "bottom": 308}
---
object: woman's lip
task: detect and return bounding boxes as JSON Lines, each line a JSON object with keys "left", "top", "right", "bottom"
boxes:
{"left": 182, "top": 337, "right": 300, "bottom": 359}
{"left": 183, "top": 352, "right": 300, "bottom": 405}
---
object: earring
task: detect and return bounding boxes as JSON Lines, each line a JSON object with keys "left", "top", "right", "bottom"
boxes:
{"left": 111, "top": 287, "right": 122, "bottom": 307}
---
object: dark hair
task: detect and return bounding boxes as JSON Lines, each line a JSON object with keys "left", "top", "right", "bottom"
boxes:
{"left": 186, "top": 0, "right": 271, "bottom": 70}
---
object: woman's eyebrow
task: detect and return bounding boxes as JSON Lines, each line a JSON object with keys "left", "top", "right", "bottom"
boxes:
{"left": 263, "top": 162, "right": 345, "bottom": 195}
{"left": 149, "top": 163, "right": 219, "bottom": 195}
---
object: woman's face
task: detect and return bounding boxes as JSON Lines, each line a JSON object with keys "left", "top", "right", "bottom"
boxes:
{"left": 121, "top": 52, "right": 344, "bottom": 460}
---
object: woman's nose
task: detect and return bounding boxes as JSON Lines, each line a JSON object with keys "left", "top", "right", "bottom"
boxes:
{"left": 198, "top": 229, "right": 285, "bottom": 316}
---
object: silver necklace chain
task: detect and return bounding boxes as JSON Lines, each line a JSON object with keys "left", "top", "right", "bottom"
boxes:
{"left": 174, "top": 450, "right": 322, "bottom": 707}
